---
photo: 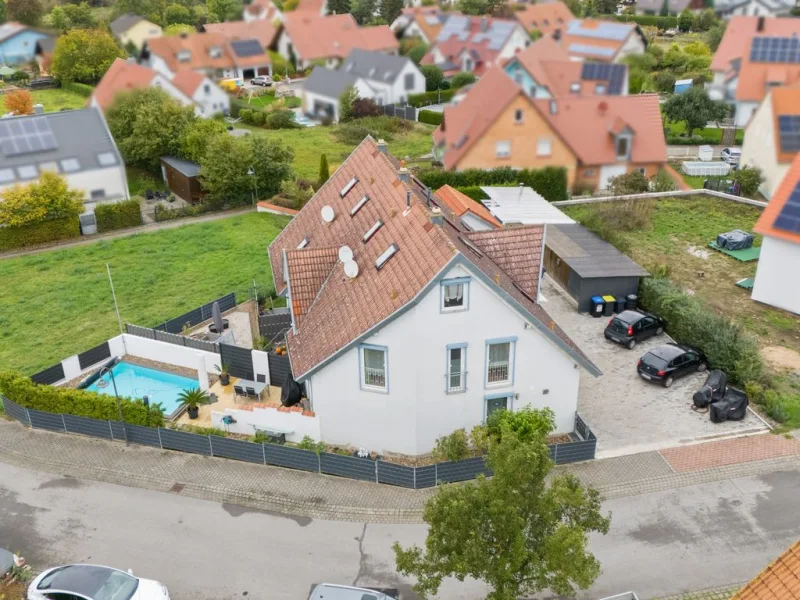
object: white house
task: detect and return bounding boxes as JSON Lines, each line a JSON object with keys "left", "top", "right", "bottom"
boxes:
{"left": 243, "top": 0, "right": 283, "bottom": 22}
{"left": 751, "top": 155, "right": 800, "bottom": 315}
{"left": 0, "top": 108, "right": 128, "bottom": 214}
{"left": 258, "top": 137, "right": 600, "bottom": 456}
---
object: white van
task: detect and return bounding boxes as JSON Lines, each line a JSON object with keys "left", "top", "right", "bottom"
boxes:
{"left": 308, "top": 584, "right": 396, "bottom": 600}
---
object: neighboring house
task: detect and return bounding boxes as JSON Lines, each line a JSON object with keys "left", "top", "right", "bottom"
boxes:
{"left": 504, "top": 36, "right": 629, "bottom": 99}
{"left": 730, "top": 539, "right": 800, "bottom": 600}
{"left": 741, "top": 85, "right": 800, "bottom": 199}
{"left": 635, "top": 0, "right": 703, "bottom": 15}
{"left": 202, "top": 19, "right": 281, "bottom": 53}
{"left": 433, "top": 67, "right": 666, "bottom": 191}
{"left": 390, "top": 6, "right": 454, "bottom": 45}
{"left": 109, "top": 13, "right": 163, "bottom": 51}
{"left": 266, "top": 136, "right": 601, "bottom": 455}
{"left": 706, "top": 16, "right": 800, "bottom": 105}
{"left": 142, "top": 32, "right": 272, "bottom": 80}
{"left": 243, "top": 0, "right": 284, "bottom": 22}
{"left": 0, "top": 22, "right": 55, "bottom": 66}
{"left": 276, "top": 13, "right": 398, "bottom": 70}
{"left": 436, "top": 184, "right": 502, "bottom": 231}
{"left": 0, "top": 108, "right": 129, "bottom": 217}
{"left": 422, "top": 15, "right": 530, "bottom": 76}
{"left": 714, "top": 0, "right": 795, "bottom": 18}
{"left": 560, "top": 19, "right": 647, "bottom": 63}
{"left": 304, "top": 49, "right": 425, "bottom": 120}
{"left": 751, "top": 153, "right": 800, "bottom": 315}
{"left": 514, "top": 1, "right": 574, "bottom": 37}
{"left": 91, "top": 58, "right": 230, "bottom": 117}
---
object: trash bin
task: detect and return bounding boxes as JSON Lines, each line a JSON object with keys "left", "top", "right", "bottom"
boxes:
{"left": 602, "top": 295, "right": 615, "bottom": 316}
{"left": 614, "top": 297, "right": 626, "bottom": 313}
{"left": 626, "top": 293, "right": 638, "bottom": 310}
{"left": 590, "top": 296, "right": 605, "bottom": 318}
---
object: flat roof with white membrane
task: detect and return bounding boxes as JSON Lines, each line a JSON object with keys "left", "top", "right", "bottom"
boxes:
{"left": 480, "top": 186, "right": 576, "bottom": 225}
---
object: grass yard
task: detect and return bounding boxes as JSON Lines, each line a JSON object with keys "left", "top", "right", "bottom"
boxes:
{"left": 0, "top": 212, "right": 289, "bottom": 375}
{"left": 126, "top": 166, "right": 167, "bottom": 197}
{"left": 665, "top": 120, "right": 745, "bottom": 144}
{"left": 30, "top": 88, "right": 88, "bottom": 112}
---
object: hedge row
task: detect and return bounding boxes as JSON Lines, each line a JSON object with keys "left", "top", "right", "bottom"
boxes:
{"left": 638, "top": 278, "right": 763, "bottom": 386}
{"left": 666, "top": 131, "right": 745, "bottom": 145}
{"left": 418, "top": 110, "right": 443, "bottom": 126}
{"left": 0, "top": 371, "right": 165, "bottom": 427}
{"left": 0, "top": 217, "right": 80, "bottom": 251}
{"left": 61, "top": 81, "right": 94, "bottom": 98}
{"left": 408, "top": 89, "right": 456, "bottom": 108}
{"left": 613, "top": 14, "right": 679, "bottom": 28}
{"left": 95, "top": 199, "right": 142, "bottom": 233}
{"left": 418, "top": 166, "right": 569, "bottom": 201}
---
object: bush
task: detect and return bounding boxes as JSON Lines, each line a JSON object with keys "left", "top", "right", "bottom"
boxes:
{"left": 454, "top": 185, "right": 489, "bottom": 201}
{"left": 614, "top": 14, "right": 678, "bottom": 29}
{"left": 298, "top": 435, "right": 325, "bottom": 454}
{"left": 0, "top": 371, "right": 164, "bottom": 427}
{"left": 285, "top": 96, "right": 302, "bottom": 109}
{"left": 608, "top": 171, "right": 650, "bottom": 196}
{"left": 418, "top": 109, "right": 443, "bottom": 126}
{"left": 352, "top": 97, "right": 383, "bottom": 119}
{"left": 61, "top": 81, "right": 94, "bottom": 97}
{"left": 265, "top": 108, "right": 299, "bottom": 129}
{"left": 408, "top": 89, "right": 456, "bottom": 108}
{"left": 417, "top": 166, "right": 568, "bottom": 201}
{"left": 449, "top": 71, "right": 476, "bottom": 89}
{"left": 432, "top": 428, "right": 470, "bottom": 462}
{"left": 153, "top": 203, "right": 205, "bottom": 222}
{"left": 332, "top": 116, "right": 411, "bottom": 145}
{"left": 0, "top": 217, "right": 79, "bottom": 251}
{"left": 95, "top": 199, "right": 142, "bottom": 232}
{"left": 239, "top": 108, "right": 253, "bottom": 123}
{"left": 250, "top": 110, "right": 266, "bottom": 126}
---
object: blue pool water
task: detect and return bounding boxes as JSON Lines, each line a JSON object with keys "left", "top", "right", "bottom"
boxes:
{"left": 86, "top": 362, "right": 199, "bottom": 418}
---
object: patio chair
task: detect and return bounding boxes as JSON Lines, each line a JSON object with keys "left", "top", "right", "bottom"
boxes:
{"left": 246, "top": 387, "right": 259, "bottom": 400}
{"left": 233, "top": 385, "right": 246, "bottom": 398}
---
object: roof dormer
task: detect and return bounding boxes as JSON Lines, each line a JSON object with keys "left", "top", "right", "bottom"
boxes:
{"left": 177, "top": 50, "right": 191, "bottom": 63}
{"left": 209, "top": 45, "right": 223, "bottom": 59}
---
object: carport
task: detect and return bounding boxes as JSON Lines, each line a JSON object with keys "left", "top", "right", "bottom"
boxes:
{"left": 544, "top": 223, "right": 649, "bottom": 312}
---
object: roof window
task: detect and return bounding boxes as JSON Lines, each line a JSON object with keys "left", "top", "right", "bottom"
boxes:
{"left": 177, "top": 50, "right": 191, "bottom": 62}
{"left": 375, "top": 243, "right": 399, "bottom": 270}
{"left": 362, "top": 219, "right": 384, "bottom": 243}
{"left": 60, "top": 158, "right": 80, "bottom": 173}
{"left": 350, "top": 194, "right": 369, "bottom": 216}
{"left": 297, "top": 237, "right": 309, "bottom": 249}
{"left": 97, "top": 152, "right": 117, "bottom": 167}
{"left": 0, "top": 168, "right": 14, "bottom": 184}
{"left": 340, "top": 177, "right": 358, "bottom": 198}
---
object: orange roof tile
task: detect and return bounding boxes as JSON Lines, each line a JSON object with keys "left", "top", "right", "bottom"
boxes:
{"left": 507, "top": 35, "right": 571, "bottom": 84}
{"left": 771, "top": 86, "right": 800, "bottom": 164}
{"left": 436, "top": 185, "right": 502, "bottom": 228}
{"left": 204, "top": 19, "right": 279, "bottom": 48}
{"left": 294, "top": 0, "right": 326, "bottom": 15}
{"left": 144, "top": 31, "right": 270, "bottom": 74}
{"left": 245, "top": 0, "right": 281, "bottom": 18}
{"left": 396, "top": 6, "right": 453, "bottom": 42}
{"left": 171, "top": 69, "right": 206, "bottom": 97}
{"left": 732, "top": 539, "right": 800, "bottom": 600}
{"left": 736, "top": 36, "right": 800, "bottom": 103}
{"left": 514, "top": 1, "right": 574, "bottom": 35}
{"left": 281, "top": 13, "right": 397, "bottom": 61}
{"left": 91, "top": 58, "right": 158, "bottom": 112}
{"left": 466, "top": 226, "right": 544, "bottom": 297}
{"left": 754, "top": 153, "right": 800, "bottom": 245}
{"left": 286, "top": 246, "right": 339, "bottom": 324}
{"left": 711, "top": 16, "right": 800, "bottom": 73}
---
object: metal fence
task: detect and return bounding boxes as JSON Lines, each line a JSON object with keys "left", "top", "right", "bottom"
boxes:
{"left": 383, "top": 104, "right": 417, "bottom": 121}
{"left": 1, "top": 396, "right": 598, "bottom": 488}
{"left": 125, "top": 324, "right": 220, "bottom": 354}
{"left": 258, "top": 308, "right": 292, "bottom": 339}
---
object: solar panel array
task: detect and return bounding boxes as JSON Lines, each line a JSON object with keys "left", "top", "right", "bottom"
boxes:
{"left": 774, "top": 180, "right": 800, "bottom": 234}
{"left": 749, "top": 37, "right": 800, "bottom": 64}
{"left": 566, "top": 19, "right": 631, "bottom": 41}
{"left": 0, "top": 117, "right": 58, "bottom": 157}
{"left": 581, "top": 62, "right": 625, "bottom": 95}
{"left": 438, "top": 15, "right": 469, "bottom": 42}
{"left": 778, "top": 115, "right": 800, "bottom": 152}
{"left": 231, "top": 39, "right": 264, "bottom": 58}
{"left": 568, "top": 43, "right": 615, "bottom": 58}
{"left": 473, "top": 21, "right": 516, "bottom": 51}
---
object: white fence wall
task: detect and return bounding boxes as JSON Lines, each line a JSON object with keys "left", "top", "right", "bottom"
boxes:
{"left": 121, "top": 334, "right": 219, "bottom": 386}
{"left": 210, "top": 406, "right": 320, "bottom": 443}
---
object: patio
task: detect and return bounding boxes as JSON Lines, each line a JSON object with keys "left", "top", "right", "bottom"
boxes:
{"left": 177, "top": 377, "right": 283, "bottom": 428}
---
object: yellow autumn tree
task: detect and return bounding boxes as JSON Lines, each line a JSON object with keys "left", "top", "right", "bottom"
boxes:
{"left": 4, "top": 89, "right": 34, "bottom": 116}
{"left": 0, "top": 172, "right": 84, "bottom": 227}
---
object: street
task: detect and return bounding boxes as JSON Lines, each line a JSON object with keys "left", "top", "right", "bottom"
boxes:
{"left": 2, "top": 461, "right": 799, "bottom": 600}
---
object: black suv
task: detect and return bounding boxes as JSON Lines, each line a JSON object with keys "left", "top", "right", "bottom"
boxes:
{"left": 604, "top": 310, "right": 665, "bottom": 349}
{"left": 637, "top": 343, "right": 708, "bottom": 388}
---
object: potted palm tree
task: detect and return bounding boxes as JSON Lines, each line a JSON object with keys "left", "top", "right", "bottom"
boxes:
{"left": 179, "top": 388, "right": 211, "bottom": 420}
{"left": 215, "top": 364, "right": 230, "bottom": 386}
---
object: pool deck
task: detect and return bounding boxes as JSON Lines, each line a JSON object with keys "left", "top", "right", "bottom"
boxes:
{"left": 177, "top": 377, "right": 283, "bottom": 428}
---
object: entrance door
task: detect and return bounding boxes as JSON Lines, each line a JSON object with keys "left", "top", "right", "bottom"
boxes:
{"left": 598, "top": 164, "right": 627, "bottom": 190}
{"left": 485, "top": 395, "right": 510, "bottom": 420}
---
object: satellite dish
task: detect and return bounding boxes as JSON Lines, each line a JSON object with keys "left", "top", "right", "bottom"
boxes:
{"left": 338, "top": 245, "right": 353, "bottom": 262}
{"left": 321, "top": 205, "right": 335, "bottom": 223}
{"left": 344, "top": 260, "right": 359, "bottom": 279}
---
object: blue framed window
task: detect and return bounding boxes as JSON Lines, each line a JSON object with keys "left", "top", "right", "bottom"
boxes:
{"left": 484, "top": 392, "right": 513, "bottom": 422}
{"left": 358, "top": 344, "right": 388, "bottom": 393}
{"left": 446, "top": 343, "right": 467, "bottom": 393}
{"left": 485, "top": 337, "right": 517, "bottom": 388}
{"left": 440, "top": 276, "right": 470, "bottom": 313}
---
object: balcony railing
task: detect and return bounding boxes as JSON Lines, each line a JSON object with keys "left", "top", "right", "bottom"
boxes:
{"left": 446, "top": 371, "right": 467, "bottom": 393}
{"left": 363, "top": 367, "right": 386, "bottom": 389}
{"left": 487, "top": 362, "right": 509, "bottom": 384}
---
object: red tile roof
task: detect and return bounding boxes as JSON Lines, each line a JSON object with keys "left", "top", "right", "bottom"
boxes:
{"left": 436, "top": 185, "right": 502, "bottom": 229}
{"left": 171, "top": 69, "right": 206, "bottom": 97}
{"left": 735, "top": 36, "right": 800, "bottom": 103}
{"left": 514, "top": 1, "right": 574, "bottom": 35}
{"left": 281, "top": 13, "right": 398, "bottom": 62}
{"left": 145, "top": 31, "right": 270, "bottom": 73}
{"left": 395, "top": 6, "right": 453, "bottom": 42}
{"left": 286, "top": 247, "right": 339, "bottom": 324}
{"left": 711, "top": 16, "right": 800, "bottom": 73}
{"left": 754, "top": 153, "right": 800, "bottom": 245}
{"left": 204, "top": 19, "right": 279, "bottom": 49}
{"left": 507, "top": 35, "right": 570, "bottom": 84}
{"left": 732, "top": 540, "right": 800, "bottom": 600}
{"left": 91, "top": 58, "right": 158, "bottom": 112}
{"left": 466, "top": 226, "right": 544, "bottom": 297}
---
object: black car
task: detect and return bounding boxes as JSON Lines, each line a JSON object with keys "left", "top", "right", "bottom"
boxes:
{"left": 604, "top": 310, "right": 665, "bottom": 349}
{"left": 637, "top": 343, "right": 708, "bottom": 388}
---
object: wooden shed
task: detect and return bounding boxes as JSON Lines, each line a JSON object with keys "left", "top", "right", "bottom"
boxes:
{"left": 160, "top": 156, "right": 203, "bottom": 203}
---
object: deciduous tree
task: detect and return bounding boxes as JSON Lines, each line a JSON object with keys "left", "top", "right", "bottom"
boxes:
{"left": 50, "top": 2, "right": 96, "bottom": 31}
{"left": 179, "top": 117, "right": 227, "bottom": 163}
{"left": 327, "top": 0, "right": 351, "bottom": 13}
{"left": 207, "top": 0, "right": 239, "bottom": 21}
{"left": 3, "top": 89, "right": 34, "bottom": 116}
{"left": 678, "top": 9, "right": 692, "bottom": 32}
{"left": 338, "top": 86, "right": 359, "bottom": 122}
{"left": 379, "top": 0, "right": 404, "bottom": 24}
{"left": 165, "top": 3, "right": 194, "bottom": 24}
{"left": 0, "top": 172, "right": 84, "bottom": 227}
{"left": 351, "top": 0, "right": 376, "bottom": 24}
{"left": 663, "top": 86, "right": 728, "bottom": 136}
{"left": 7, "top": 0, "right": 43, "bottom": 25}
{"left": 51, "top": 29, "right": 126, "bottom": 83}
{"left": 420, "top": 64, "right": 444, "bottom": 91}
{"left": 457, "top": 0, "right": 489, "bottom": 15}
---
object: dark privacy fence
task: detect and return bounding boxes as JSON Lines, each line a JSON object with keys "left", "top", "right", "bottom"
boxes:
{"left": 125, "top": 324, "right": 221, "bottom": 354}
{"left": 154, "top": 293, "right": 236, "bottom": 334}
{"left": 384, "top": 104, "right": 417, "bottom": 121}
{"left": 219, "top": 343, "right": 254, "bottom": 380}
{"left": 30, "top": 340, "right": 112, "bottom": 385}
{"left": 2, "top": 396, "right": 597, "bottom": 488}
{"left": 258, "top": 308, "right": 292, "bottom": 340}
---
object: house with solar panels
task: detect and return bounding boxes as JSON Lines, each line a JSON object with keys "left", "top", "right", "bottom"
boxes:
{"left": 714, "top": 0, "right": 795, "bottom": 18}
{"left": 751, "top": 154, "right": 800, "bottom": 315}
{"left": 741, "top": 86, "right": 800, "bottom": 199}
{"left": 559, "top": 19, "right": 646, "bottom": 63}
{"left": 0, "top": 108, "right": 129, "bottom": 230}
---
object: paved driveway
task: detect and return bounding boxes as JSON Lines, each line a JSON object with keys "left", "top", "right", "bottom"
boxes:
{"left": 541, "top": 277, "right": 768, "bottom": 458}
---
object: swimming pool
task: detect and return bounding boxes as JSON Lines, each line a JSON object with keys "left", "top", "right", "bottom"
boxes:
{"left": 85, "top": 361, "right": 199, "bottom": 419}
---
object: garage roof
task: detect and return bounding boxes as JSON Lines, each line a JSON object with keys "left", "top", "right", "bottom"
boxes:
{"left": 547, "top": 223, "right": 649, "bottom": 278}
{"left": 481, "top": 185, "right": 576, "bottom": 225}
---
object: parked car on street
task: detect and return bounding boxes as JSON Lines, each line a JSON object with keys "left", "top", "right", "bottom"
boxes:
{"left": 720, "top": 147, "right": 741, "bottom": 167}
{"left": 637, "top": 343, "right": 708, "bottom": 388}
{"left": 28, "top": 564, "right": 170, "bottom": 600}
{"left": 604, "top": 309, "right": 666, "bottom": 349}
{"left": 250, "top": 75, "right": 273, "bottom": 87}
{"left": 309, "top": 584, "right": 397, "bottom": 600}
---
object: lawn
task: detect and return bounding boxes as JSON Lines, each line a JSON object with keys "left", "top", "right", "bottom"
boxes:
{"left": 0, "top": 212, "right": 289, "bottom": 375}
{"left": 665, "top": 120, "right": 745, "bottom": 144}
{"left": 30, "top": 88, "right": 88, "bottom": 112}
{"left": 127, "top": 166, "right": 166, "bottom": 197}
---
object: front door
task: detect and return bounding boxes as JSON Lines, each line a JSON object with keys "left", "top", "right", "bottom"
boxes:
{"left": 486, "top": 395, "right": 509, "bottom": 420}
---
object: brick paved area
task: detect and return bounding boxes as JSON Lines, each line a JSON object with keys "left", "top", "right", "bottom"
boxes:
{"left": 652, "top": 583, "right": 744, "bottom": 600}
{"left": 660, "top": 434, "right": 800, "bottom": 473}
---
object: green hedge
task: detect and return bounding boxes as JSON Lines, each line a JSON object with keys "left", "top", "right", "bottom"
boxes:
{"left": 638, "top": 278, "right": 763, "bottom": 386}
{"left": 418, "top": 110, "right": 443, "bottom": 126}
{"left": 408, "top": 89, "right": 456, "bottom": 108}
{"left": 0, "top": 371, "right": 165, "bottom": 427}
{"left": 614, "top": 14, "right": 678, "bottom": 28}
{"left": 95, "top": 199, "right": 142, "bottom": 232}
{"left": 418, "top": 166, "right": 569, "bottom": 201}
{"left": 454, "top": 186, "right": 489, "bottom": 201}
{"left": 0, "top": 217, "right": 80, "bottom": 251}
{"left": 61, "top": 81, "right": 94, "bottom": 98}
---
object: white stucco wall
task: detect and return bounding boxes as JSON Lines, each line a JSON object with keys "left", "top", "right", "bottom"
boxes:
{"left": 614, "top": 32, "right": 646, "bottom": 62}
{"left": 741, "top": 93, "right": 788, "bottom": 200}
{"left": 735, "top": 100, "right": 759, "bottom": 128}
{"left": 304, "top": 262, "right": 581, "bottom": 456}
{"left": 210, "top": 406, "right": 320, "bottom": 442}
{"left": 252, "top": 349, "right": 271, "bottom": 386}
{"left": 752, "top": 236, "right": 800, "bottom": 315}
{"left": 121, "top": 334, "right": 220, "bottom": 377}
{"left": 190, "top": 79, "right": 231, "bottom": 116}
{"left": 499, "top": 26, "right": 531, "bottom": 60}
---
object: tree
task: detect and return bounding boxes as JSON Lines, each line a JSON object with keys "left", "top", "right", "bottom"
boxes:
{"left": 562, "top": 0, "right": 581, "bottom": 15}
{"left": 7, "top": 0, "right": 43, "bottom": 25}
{"left": 351, "top": 0, "right": 377, "bottom": 24}
{"left": 678, "top": 9, "right": 692, "bottom": 32}
{"left": 0, "top": 172, "right": 84, "bottom": 227}
{"left": 705, "top": 23, "right": 725, "bottom": 52}
{"left": 450, "top": 71, "right": 476, "bottom": 89}
{"left": 692, "top": 8, "right": 716, "bottom": 31}
{"left": 164, "top": 23, "right": 196, "bottom": 35}
{"left": 407, "top": 44, "right": 427, "bottom": 65}
{"left": 608, "top": 171, "right": 650, "bottom": 196}
{"left": 50, "top": 2, "right": 96, "bottom": 31}
{"left": 393, "top": 408, "right": 610, "bottom": 600}
{"left": 179, "top": 118, "right": 227, "bottom": 163}
{"left": 659, "top": 0, "right": 669, "bottom": 16}
{"left": 663, "top": 87, "right": 728, "bottom": 136}
{"left": 0, "top": 0, "right": 6, "bottom": 24}
{"left": 379, "top": 0, "right": 404, "bottom": 23}
{"left": 51, "top": 29, "right": 126, "bottom": 83}
{"left": 165, "top": 3, "right": 194, "bottom": 24}
{"left": 733, "top": 166, "right": 764, "bottom": 198}
{"left": 318, "top": 154, "right": 330, "bottom": 187}
{"left": 457, "top": 0, "right": 489, "bottom": 15}
{"left": 327, "top": 0, "right": 351, "bottom": 13}
{"left": 338, "top": 86, "right": 358, "bottom": 122}
{"left": 595, "top": 0, "right": 617, "bottom": 14}
{"left": 107, "top": 87, "right": 197, "bottom": 169}
{"left": 207, "top": 0, "right": 238, "bottom": 21}
{"left": 649, "top": 170, "right": 677, "bottom": 193}
{"left": 420, "top": 64, "right": 444, "bottom": 91}
{"left": 198, "top": 134, "right": 294, "bottom": 205}
{"left": 4, "top": 89, "right": 34, "bottom": 116}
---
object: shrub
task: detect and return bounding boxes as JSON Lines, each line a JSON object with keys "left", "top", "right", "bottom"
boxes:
{"left": 454, "top": 185, "right": 489, "bottom": 201}
{"left": 352, "top": 97, "right": 383, "bottom": 119}
{"left": 650, "top": 170, "right": 677, "bottom": 192}
{"left": 608, "top": 171, "right": 650, "bottom": 196}
{"left": 298, "top": 435, "right": 325, "bottom": 454}
{"left": 239, "top": 108, "right": 253, "bottom": 123}
{"left": 418, "top": 109, "right": 443, "bottom": 126}
{"left": 432, "top": 428, "right": 470, "bottom": 462}
{"left": 250, "top": 110, "right": 266, "bottom": 126}
{"left": 733, "top": 165, "right": 764, "bottom": 197}
{"left": 408, "top": 88, "right": 456, "bottom": 107}
{"left": 285, "top": 96, "right": 302, "bottom": 109}
{"left": 449, "top": 71, "right": 476, "bottom": 89}
{"left": 0, "top": 371, "right": 164, "bottom": 427}
{"left": 417, "top": 166, "right": 568, "bottom": 201}
{"left": 61, "top": 81, "right": 94, "bottom": 97}
{"left": 0, "top": 216, "right": 80, "bottom": 250}
{"left": 614, "top": 14, "right": 678, "bottom": 29}
{"left": 265, "top": 108, "right": 299, "bottom": 129}
{"left": 95, "top": 199, "right": 142, "bottom": 232}
{"left": 332, "top": 116, "right": 411, "bottom": 145}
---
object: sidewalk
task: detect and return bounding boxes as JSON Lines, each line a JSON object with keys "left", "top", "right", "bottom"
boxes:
{"left": 1, "top": 419, "right": 799, "bottom": 523}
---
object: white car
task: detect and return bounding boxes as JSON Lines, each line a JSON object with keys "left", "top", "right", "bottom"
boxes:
{"left": 28, "top": 564, "right": 169, "bottom": 600}
{"left": 309, "top": 583, "right": 396, "bottom": 600}
{"left": 720, "top": 147, "right": 741, "bottom": 166}
{"left": 250, "top": 75, "right": 273, "bottom": 87}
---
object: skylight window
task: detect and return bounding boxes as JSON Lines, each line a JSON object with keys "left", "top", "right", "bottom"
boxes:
{"left": 17, "top": 165, "right": 38, "bottom": 180}
{"left": 375, "top": 243, "right": 399, "bottom": 271}
{"left": 297, "top": 237, "right": 309, "bottom": 249}
{"left": 97, "top": 152, "right": 117, "bottom": 167}
{"left": 0, "top": 168, "right": 14, "bottom": 184}
{"left": 340, "top": 177, "right": 359, "bottom": 198}
{"left": 350, "top": 195, "right": 369, "bottom": 216}
{"left": 60, "top": 158, "right": 80, "bottom": 173}
{"left": 362, "top": 219, "right": 383, "bottom": 243}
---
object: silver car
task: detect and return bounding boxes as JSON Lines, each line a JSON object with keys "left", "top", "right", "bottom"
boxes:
{"left": 720, "top": 147, "right": 741, "bottom": 166}
{"left": 309, "top": 583, "right": 396, "bottom": 600}
{"left": 250, "top": 75, "right": 273, "bottom": 87}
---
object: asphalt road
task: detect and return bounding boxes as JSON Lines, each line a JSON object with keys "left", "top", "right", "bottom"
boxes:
{"left": 2, "top": 461, "right": 799, "bottom": 600}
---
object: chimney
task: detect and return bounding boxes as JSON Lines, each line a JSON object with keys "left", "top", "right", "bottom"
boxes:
{"left": 33, "top": 104, "right": 44, "bottom": 115}
{"left": 180, "top": 31, "right": 189, "bottom": 38}
{"left": 376, "top": 138, "right": 388, "bottom": 154}
{"left": 398, "top": 159, "right": 410, "bottom": 183}
{"left": 598, "top": 101, "right": 608, "bottom": 116}
{"left": 428, "top": 205, "right": 443, "bottom": 226}
{"left": 426, "top": 186, "right": 432, "bottom": 208}
{"left": 480, "top": 17, "right": 488, "bottom": 32}
{"left": 553, "top": 28, "right": 562, "bottom": 41}
{"left": 549, "top": 100, "right": 557, "bottom": 115}
{"left": 518, "top": 182, "right": 524, "bottom": 206}
{"left": 757, "top": 16, "right": 765, "bottom": 32}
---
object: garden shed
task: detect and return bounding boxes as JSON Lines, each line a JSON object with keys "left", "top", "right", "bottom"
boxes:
{"left": 543, "top": 223, "right": 650, "bottom": 312}
{"left": 160, "top": 156, "right": 202, "bottom": 203}
{"left": 682, "top": 161, "right": 731, "bottom": 177}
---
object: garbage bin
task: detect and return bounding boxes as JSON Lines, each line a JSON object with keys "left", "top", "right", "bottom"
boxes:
{"left": 614, "top": 297, "right": 626, "bottom": 313}
{"left": 602, "top": 295, "right": 615, "bottom": 317}
{"left": 626, "top": 294, "right": 638, "bottom": 310}
{"left": 590, "top": 296, "right": 605, "bottom": 318}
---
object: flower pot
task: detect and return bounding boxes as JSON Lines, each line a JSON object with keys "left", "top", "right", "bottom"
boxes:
{"left": 187, "top": 406, "right": 199, "bottom": 419}
{"left": 219, "top": 373, "right": 230, "bottom": 386}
